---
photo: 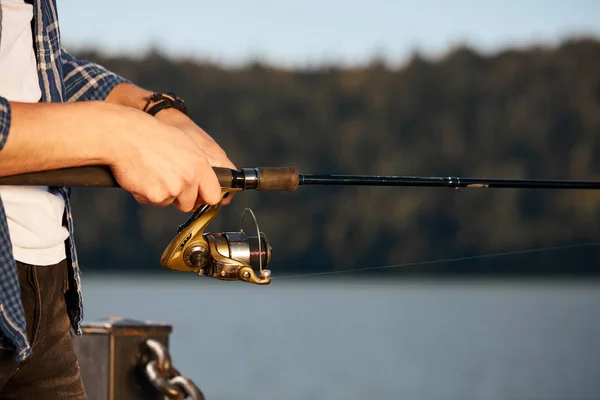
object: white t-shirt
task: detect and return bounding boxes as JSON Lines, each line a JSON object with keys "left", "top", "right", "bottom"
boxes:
{"left": 0, "top": 0, "right": 69, "bottom": 266}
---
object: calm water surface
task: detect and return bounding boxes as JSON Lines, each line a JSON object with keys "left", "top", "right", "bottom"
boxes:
{"left": 80, "top": 276, "right": 600, "bottom": 400}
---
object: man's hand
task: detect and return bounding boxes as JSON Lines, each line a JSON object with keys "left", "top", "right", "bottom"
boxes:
{"left": 108, "top": 105, "right": 223, "bottom": 211}
{"left": 155, "top": 108, "right": 236, "bottom": 169}
{"left": 105, "top": 83, "right": 237, "bottom": 206}
{"left": 154, "top": 108, "right": 237, "bottom": 205}
{"left": 2, "top": 101, "right": 222, "bottom": 211}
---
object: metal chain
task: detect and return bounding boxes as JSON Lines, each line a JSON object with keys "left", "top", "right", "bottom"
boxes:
{"left": 142, "top": 339, "right": 206, "bottom": 400}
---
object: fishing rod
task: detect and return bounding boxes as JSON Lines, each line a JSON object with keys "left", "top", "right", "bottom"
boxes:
{"left": 3, "top": 165, "right": 600, "bottom": 190}
{"left": 2, "top": 165, "right": 600, "bottom": 285}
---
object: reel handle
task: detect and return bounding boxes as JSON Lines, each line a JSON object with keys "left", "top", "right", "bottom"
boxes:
{"left": 0, "top": 166, "right": 300, "bottom": 192}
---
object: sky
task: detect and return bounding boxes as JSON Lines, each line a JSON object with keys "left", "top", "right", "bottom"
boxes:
{"left": 56, "top": 0, "right": 600, "bottom": 68}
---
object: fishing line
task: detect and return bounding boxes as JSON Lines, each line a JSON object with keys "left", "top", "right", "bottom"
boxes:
{"left": 271, "top": 240, "right": 600, "bottom": 280}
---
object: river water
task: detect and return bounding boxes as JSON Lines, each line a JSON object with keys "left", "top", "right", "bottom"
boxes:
{"left": 80, "top": 275, "right": 600, "bottom": 400}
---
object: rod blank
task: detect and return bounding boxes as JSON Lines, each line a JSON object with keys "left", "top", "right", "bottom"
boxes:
{"left": 298, "top": 174, "right": 600, "bottom": 190}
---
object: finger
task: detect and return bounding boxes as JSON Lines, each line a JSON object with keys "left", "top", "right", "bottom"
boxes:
{"left": 196, "top": 167, "right": 221, "bottom": 205}
{"left": 191, "top": 197, "right": 205, "bottom": 212}
{"left": 173, "top": 185, "right": 200, "bottom": 212}
{"left": 223, "top": 158, "right": 237, "bottom": 171}
{"left": 189, "top": 187, "right": 238, "bottom": 210}
{"left": 204, "top": 147, "right": 236, "bottom": 170}
{"left": 206, "top": 157, "right": 236, "bottom": 206}
{"left": 208, "top": 152, "right": 236, "bottom": 171}
{"left": 132, "top": 193, "right": 150, "bottom": 205}
{"left": 133, "top": 193, "right": 176, "bottom": 208}
{"left": 221, "top": 191, "right": 235, "bottom": 206}
{"left": 207, "top": 157, "right": 222, "bottom": 167}
{"left": 217, "top": 154, "right": 236, "bottom": 171}
{"left": 155, "top": 196, "right": 177, "bottom": 208}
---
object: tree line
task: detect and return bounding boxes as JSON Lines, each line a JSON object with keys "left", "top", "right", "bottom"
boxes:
{"left": 69, "top": 37, "right": 600, "bottom": 276}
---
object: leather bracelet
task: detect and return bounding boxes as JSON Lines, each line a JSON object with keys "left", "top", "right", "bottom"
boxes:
{"left": 143, "top": 92, "right": 190, "bottom": 117}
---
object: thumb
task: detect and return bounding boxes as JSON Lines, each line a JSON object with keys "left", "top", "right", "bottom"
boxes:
{"left": 207, "top": 157, "right": 222, "bottom": 167}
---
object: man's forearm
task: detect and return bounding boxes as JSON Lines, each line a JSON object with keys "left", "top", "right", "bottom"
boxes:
{"left": 104, "top": 82, "right": 151, "bottom": 111}
{"left": 1, "top": 83, "right": 184, "bottom": 178}
{"left": 0, "top": 86, "right": 225, "bottom": 207}
{"left": 0, "top": 101, "right": 125, "bottom": 176}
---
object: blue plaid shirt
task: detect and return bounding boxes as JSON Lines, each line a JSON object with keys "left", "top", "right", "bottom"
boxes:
{"left": 0, "top": 0, "right": 128, "bottom": 361}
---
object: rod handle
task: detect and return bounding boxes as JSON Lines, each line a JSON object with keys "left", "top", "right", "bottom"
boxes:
{"left": 0, "top": 166, "right": 119, "bottom": 187}
{"left": 0, "top": 166, "right": 300, "bottom": 191}
{"left": 0, "top": 166, "right": 237, "bottom": 188}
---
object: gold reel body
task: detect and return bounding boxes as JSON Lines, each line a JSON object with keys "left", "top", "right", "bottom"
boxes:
{"left": 160, "top": 190, "right": 272, "bottom": 285}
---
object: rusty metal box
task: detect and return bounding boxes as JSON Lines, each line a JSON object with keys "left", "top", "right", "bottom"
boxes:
{"left": 73, "top": 316, "right": 172, "bottom": 400}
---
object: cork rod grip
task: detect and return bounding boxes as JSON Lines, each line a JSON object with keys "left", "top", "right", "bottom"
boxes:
{"left": 256, "top": 167, "right": 300, "bottom": 191}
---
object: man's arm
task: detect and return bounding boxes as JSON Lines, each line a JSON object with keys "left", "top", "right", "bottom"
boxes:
{"left": 0, "top": 97, "right": 121, "bottom": 176}
{"left": 0, "top": 97, "right": 222, "bottom": 210}
{"left": 60, "top": 51, "right": 235, "bottom": 204}
{"left": 2, "top": 46, "right": 133, "bottom": 175}
{"left": 61, "top": 50, "right": 234, "bottom": 170}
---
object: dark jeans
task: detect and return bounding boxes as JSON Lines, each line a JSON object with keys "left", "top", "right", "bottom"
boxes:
{"left": 0, "top": 260, "right": 86, "bottom": 399}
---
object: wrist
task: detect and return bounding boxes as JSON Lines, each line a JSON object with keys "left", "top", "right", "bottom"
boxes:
{"left": 154, "top": 106, "right": 191, "bottom": 125}
{"left": 99, "top": 102, "right": 146, "bottom": 166}
{"left": 143, "top": 92, "right": 190, "bottom": 118}
{"left": 105, "top": 83, "right": 190, "bottom": 119}
{"left": 105, "top": 82, "right": 150, "bottom": 110}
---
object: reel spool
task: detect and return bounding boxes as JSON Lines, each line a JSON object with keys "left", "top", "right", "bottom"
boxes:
{"left": 160, "top": 192, "right": 272, "bottom": 285}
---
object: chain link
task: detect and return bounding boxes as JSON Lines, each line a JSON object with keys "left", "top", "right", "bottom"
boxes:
{"left": 142, "top": 339, "right": 206, "bottom": 400}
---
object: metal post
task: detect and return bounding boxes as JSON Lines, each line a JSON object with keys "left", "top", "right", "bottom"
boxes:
{"left": 73, "top": 316, "right": 172, "bottom": 400}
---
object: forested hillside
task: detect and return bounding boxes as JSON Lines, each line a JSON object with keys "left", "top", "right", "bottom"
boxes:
{"left": 69, "top": 38, "right": 600, "bottom": 276}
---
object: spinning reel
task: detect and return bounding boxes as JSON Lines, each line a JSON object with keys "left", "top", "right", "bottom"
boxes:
{"left": 159, "top": 189, "right": 273, "bottom": 285}
{"left": 157, "top": 167, "right": 301, "bottom": 285}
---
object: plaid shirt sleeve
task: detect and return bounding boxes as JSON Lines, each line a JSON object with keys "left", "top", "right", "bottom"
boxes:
{"left": 0, "top": 97, "right": 11, "bottom": 151}
{"left": 60, "top": 49, "right": 130, "bottom": 102}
